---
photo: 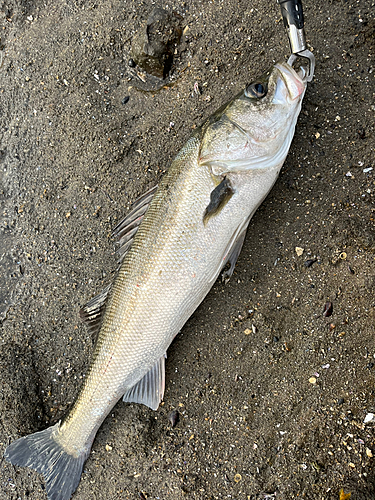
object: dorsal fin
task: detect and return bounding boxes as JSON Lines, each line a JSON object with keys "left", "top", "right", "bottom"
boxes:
{"left": 79, "top": 185, "right": 158, "bottom": 336}
{"left": 112, "top": 185, "right": 158, "bottom": 264}
{"left": 79, "top": 284, "right": 111, "bottom": 338}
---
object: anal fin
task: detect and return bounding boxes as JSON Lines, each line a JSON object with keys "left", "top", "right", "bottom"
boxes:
{"left": 123, "top": 354, "right": 166, "bottom": 411}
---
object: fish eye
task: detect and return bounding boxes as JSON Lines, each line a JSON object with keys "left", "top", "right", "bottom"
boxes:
{"left": 245, "top": 82, "right": 268, "bottom": 99}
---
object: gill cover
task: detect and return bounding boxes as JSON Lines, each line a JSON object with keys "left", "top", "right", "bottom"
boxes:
{"left": 198, "top": 62, "right": 306, "bottom": 175}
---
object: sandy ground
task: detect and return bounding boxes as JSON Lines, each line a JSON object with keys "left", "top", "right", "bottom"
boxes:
{"left": 0, "top": 0, "right": 375, "bottom": 499}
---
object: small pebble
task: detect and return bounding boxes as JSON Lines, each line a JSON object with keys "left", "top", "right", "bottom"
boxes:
{"left": 282, "top": 342, "right": 291, "bottom": 352}
{"left": 339, "top": 489, "right": 352, "bottom": 500}
{"left": 105, "top": 444, "right": 112, "bottom": 451}
{"left": 304, "top": 258, "right": 317, "bottom": 268}
{"left": 128, "top": 58, "right": 136, "bottom": 67}
{"left": 122, "top": 96, "right": 130, "bottom": 104}
{"left": 168, "top": 409, "right": 180, "bottom": 428}
{"left": 364, "top": 413, "right": 374, "bottom": 424}
{"left": 295, "top": 246, "right": 304, "bottom": 256}
{"left": 358, "top": 128, "right": 366, "bottom": 139}
{"left": 309, "top": 376, "right": 317, "bottom": 384}
{"left": 366, "top": 448, "right": 373, "bottom": 458}
{"left": 323, "top": 301, "right": 333, "bottom": 317}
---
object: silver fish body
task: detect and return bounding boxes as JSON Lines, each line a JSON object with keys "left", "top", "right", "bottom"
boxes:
{"left": 4, "top": 61, "right": 307, "bottom": 500}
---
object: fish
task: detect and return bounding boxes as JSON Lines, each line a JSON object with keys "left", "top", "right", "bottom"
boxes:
{"left": 4, "top": 60, "right": 307, "bottom": 500}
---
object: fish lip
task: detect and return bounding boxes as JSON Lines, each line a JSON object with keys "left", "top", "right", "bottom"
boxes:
{"left": 274, "top": 61, "right": 306, "bottom": 101}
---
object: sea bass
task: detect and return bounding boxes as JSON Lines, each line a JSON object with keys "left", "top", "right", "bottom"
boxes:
{"left": 5, "top": 61, "right": 307, "bottom": 499}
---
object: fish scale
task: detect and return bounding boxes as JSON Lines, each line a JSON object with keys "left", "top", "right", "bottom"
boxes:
{"left": 4, "top": 61, "right": 307, "bottom": 500}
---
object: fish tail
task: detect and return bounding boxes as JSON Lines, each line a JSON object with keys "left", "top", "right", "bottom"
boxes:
{"left": 4, "top": 422, "right": 88, "bottom": 500}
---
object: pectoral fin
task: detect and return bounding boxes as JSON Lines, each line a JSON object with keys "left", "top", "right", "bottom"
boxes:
{"left": 123, "top": 354, "right": 166, "bottom": 411}
{"left": 203, "top": 176, "right": 234, "bottom": 225}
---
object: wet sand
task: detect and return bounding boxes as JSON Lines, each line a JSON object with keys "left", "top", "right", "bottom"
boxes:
{"left": 1, "top": 1, "right": 374, "bottom": 498}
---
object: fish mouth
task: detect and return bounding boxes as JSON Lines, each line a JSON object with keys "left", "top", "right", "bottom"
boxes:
{"left": 273, "top": 61, "right": 307, "bottom": 103}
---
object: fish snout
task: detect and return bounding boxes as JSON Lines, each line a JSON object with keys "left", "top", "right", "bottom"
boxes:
{"left": 274, "top": 62, "right": 306, "bottom": 102}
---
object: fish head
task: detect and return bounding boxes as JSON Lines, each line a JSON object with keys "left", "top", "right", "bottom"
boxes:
{"left": 198, "top": 61, "right": 307, "bottom": 175}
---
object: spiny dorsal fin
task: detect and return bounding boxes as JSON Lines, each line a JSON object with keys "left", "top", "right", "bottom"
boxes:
{"left": 79, "top": 284, "right": 111, "bottom": 338}
{"left": 123, "top": 353, "right": 166, "bottom": 411}
{"left": 112, "top": 185, "right": 158, "bottom": 264}
{"left": 80, "top": 186, "right": 158, "bottom": 336}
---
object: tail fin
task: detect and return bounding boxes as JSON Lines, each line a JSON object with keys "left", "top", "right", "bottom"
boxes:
{"left": 4, "top": 423, "right": 88, "bottom": 500}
